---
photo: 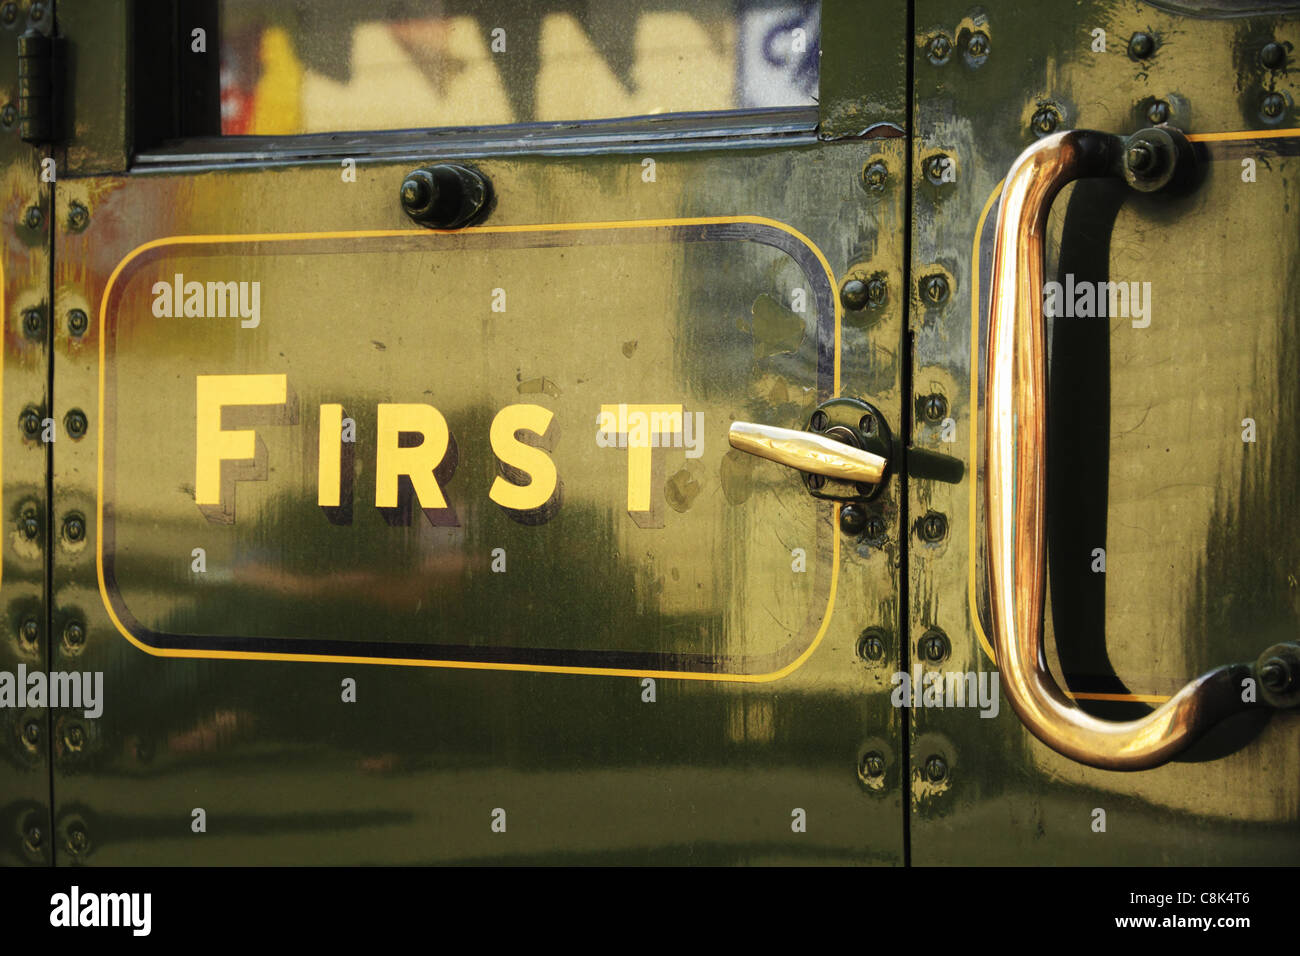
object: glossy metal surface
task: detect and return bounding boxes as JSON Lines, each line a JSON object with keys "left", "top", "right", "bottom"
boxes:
{"left": 728, "top": 421, "right": 887, "bottom": 484}
{"left": 0, "top": 0, "right": 52, "bottom": 865}
{"left": 12, "top": 0, "right": 914, "bottom": 868}
{"left": 985, "top": 130, "right": 1248, "bottom": 770}
{"left": 49, "top": 143, "right": 909, "bottom": 862}
{"left": 9, "top": 0, "right": 1296, "bottom": 867}
{"left": 911, "top": 0, "right": 1300, "bottom": 863}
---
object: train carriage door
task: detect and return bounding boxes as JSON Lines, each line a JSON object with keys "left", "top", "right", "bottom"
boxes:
{"left": 39, "top": 0, "right": 914, "bottom": 864}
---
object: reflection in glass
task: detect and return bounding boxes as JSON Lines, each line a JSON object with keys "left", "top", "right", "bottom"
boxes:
{"left": 219, "top": 0, "right": 820, "bottom": 134}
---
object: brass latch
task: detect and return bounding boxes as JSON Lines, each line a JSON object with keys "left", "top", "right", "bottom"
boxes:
{"left": 728, "top": 397, "right": 962, "bottom": 502}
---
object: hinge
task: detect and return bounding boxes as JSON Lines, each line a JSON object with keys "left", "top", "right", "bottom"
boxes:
{"left": 17, "top": 25, "right": 62, "bottom": 144}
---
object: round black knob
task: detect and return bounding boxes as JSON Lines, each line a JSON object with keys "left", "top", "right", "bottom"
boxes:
{"left": 399, "top": 164, "right": 491, "bottom": 229}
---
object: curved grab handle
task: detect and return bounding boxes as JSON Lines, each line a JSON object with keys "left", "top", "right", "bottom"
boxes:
{"left": 985, "top": 129, "right": 1252, "bottom": 771}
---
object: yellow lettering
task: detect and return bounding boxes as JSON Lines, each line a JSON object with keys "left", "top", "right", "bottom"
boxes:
{"left": 195, "top": 374, "right": 289, "bottom": 520}
{"left": 318, "top": 403, "right": 343, "bottom": 507}
{"left": 600, "top": 403, "right": 682, "bottom": 515}
{"left": 375, "top": 404, "right": 450, "bottom": 510}
{"left": 488, "top": 404, "right": 557, "bottom": 511}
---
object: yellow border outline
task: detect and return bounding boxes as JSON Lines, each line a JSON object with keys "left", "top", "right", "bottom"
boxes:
{"left": 1185, "top": 128, "right": 1300, "bottom": 142}
{"left": 96, "top": 215, "right": 842, "bottom": 681}
{"left": 967, "top": 128, "right": 1300, "bottom": 703}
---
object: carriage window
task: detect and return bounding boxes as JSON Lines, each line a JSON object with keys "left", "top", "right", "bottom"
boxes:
{"left": 218, "top": 0, "right": 820, "bottom": 135}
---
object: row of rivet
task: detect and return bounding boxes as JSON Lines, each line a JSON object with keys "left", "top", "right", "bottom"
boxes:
{"left": 16, "top": 305, "right": 88, "bottom": 339}
{"left": 22, "top": 818, "right": 87, "bottom": 858}
{"left": 18, "top": 200, "right": 87, "bottom": 233}
{"left": 13, "top": 615, "right": 85, "bottom": 651}
{"left": 14, "top": 168, "right": 92, "bottom": 863}
{"left": 855, "top": 622, "right": 953, "bottom": 786}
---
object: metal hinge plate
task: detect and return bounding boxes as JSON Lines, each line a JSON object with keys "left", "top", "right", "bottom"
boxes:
{"left": 17, "top": 24, "right": 61, "bottom": 144}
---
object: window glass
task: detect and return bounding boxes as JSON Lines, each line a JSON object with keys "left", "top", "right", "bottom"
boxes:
{"left": 219, "top": 0, "right": 820, "bottom": 135}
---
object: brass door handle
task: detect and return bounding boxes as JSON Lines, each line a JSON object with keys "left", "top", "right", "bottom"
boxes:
{"left": 728, "top": 421, "right": 887, "bottom": 485}
{"left": 983, "top": 127, "right": 1296, "bottom": 771}
{"left": 729, "top": 399, "right": 961, "bottom": 504}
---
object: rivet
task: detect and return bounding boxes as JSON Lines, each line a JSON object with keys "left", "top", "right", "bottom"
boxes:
{"left": 924, "top": 153, "right": 953, "bottom": 184}
{"left": 1146, "top": 100, "right": 1170, "bottom": 124}
{"left": 23, "top": 824, "right": 42, "bottom": 852}
{"left": 921, "top": 274, "right": 949, "bottom": 305}
{"left": 67, "top": 308, "right": 88, "bottom": 336}
{"left": 29, "top": 2, "right": 45, "bottom": 22}
{"left": 859, "top": 413, "right": 876, "bottom": 435}
{"left": 22, "top": 307, "right": 43, "bottom": 337}
{"left": 927, "top": 33, "right": 952, "bottom": 63}
{"left": 861, "top": 751, "right": 886, "bottom": 779}
{"left": 20, "top": 515, "right": 39, "bottom": 539}
{"left": 1261, "top": 41, "right": 1286, "bottom": 71}
{"left": 22, "top": 719, "right": 40, "bottom": 745}
{"left": 66, "top": 823, "right": 89, "bottom": 855}
{"left": 67, "top": 201, "right": 89, "bottom": 232}
{"left": 62, "top": 514, "right": 85, "bottom": 543}
{"left": 0, "top": 3, "right": 15, "bottom": 26}
{"left": 857, "top": 628, "right": 886, "bottom": 662}
{"left": 1031, "top": 105, "right": 1059, "bottom": 135}
{"left": 64, "top": 409, "right": 87, "bottom": 439}
{"left": 64, "top": 723, "right": 85, "bottom": 751}
{"left": 809, "top": 410, "right": 829, "bottom": 432}
{"left": 1262, "top": 92, "right": 1286, "bottom": 119}
{"left": 63, "top": 620, "right": 85, "bottom": 649}
{"left": 924, "top": 754, "right": 949, "bottom": 782}
{"left": 922, "top": 393, "right": 948, "bottom": 422}
{"left": 920, "top": 628, "right": 950, "bottom": 662}
{"left": 64, "top": 723, "right": 85, "bottom": 752}
{"left": 1128, "top": 32, "right": 1155, "bottom": 59}
{"left": 862, "top": 160, "right": 888, "bottom": 190}
{"left": 23, "top": 205, "right": 42, "bottom": 230}
{"left": 920, "top": 511, "right": 948, "bottom": 542}
{"left": 808, "top": 473, "right": 826, "bottom": 490}
{"left": 840, "top": 278, "right": 869, "bottom": 311}
{"left": 19, "top": 617, "right": 38, "bottom": 645}
{"left": 967, "top": 32, "right": 989, "bottom": 59}
{"left": 864, "top": 514, "right": 886, "bottom": 539}
{"left": 839, "top": 504, "right": 868, "bottom": 536}
{"left": 20, "top": 408, "right": 41, "bottom": 438}
{"left": 1, "top": 104, "right": 14, "bottom": 128}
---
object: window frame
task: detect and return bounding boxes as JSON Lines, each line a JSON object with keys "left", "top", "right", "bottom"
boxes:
{"left": 57, "top": 0, "right": 903, "bottom": 177}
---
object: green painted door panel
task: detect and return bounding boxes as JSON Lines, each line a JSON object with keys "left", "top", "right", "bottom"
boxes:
{"left": 45, "top": 31, "right": 912, "bottom": 858}
{"left": 909, "top": 0, "right": 1300, "bottom": 864}
{"left": 17, "top": 0, "right": 1296, "bottom": 869}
